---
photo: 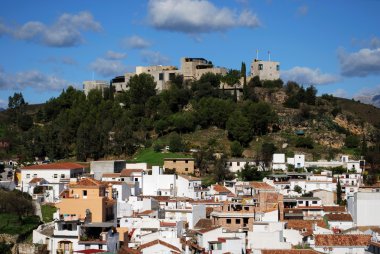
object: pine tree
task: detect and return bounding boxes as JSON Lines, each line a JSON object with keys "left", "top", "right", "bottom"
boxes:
{"left": 336, "top": 178, "right": 342, "bottom": 205}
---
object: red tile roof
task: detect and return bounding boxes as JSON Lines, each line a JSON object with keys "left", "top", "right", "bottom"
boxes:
{"left": 249, "top": 182, "right": 275, "bottom": 190}
{"left": 29, "top": 177, "right": 44, "bottom": 184}
{"left": 120, "top": 169, "right": 143, "bottom": 177}
{"left": 194, "top": 218, "right": 213, "bottom": 229}
{"left": 160, "top": 221, "right": 176, "bottom": 227}
{"left": 22, "top": 162, "right": 85, "bottom": 170}
{"left": 325, "top": 213, "right": 353, "bottom": 222}
{"left": 323, "top": 206, "right": 346, "bottom": 213}
{"left": 178, "top": 175, "right": 201, "bottom": 181}
{"left": 286, "top": 220, "right": 327, "bottom": 236}
{"left": 213, "top": 184, "right": 231, "bottom": 194}
{"left": 102, "top": 173, "right": 120, "bottom": 178}
{"left": 138, "top": 239, "right": 181, "bottom": 253}
{"left": 315, "top": 234, "right": 371, "bottom": 246}
{"left": 70, "top": 178, "right": 104, "bottom": 187}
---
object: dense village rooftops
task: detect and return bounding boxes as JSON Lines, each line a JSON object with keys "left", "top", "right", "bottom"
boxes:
{"left": 194, "top": 218, "right": 213, "bottom": 229}
{"left": 21, "top": 162, "right": 85, "bottom": 170}
{"left": 261, "top": 250, "right": 322, "bottom": 254}
{"left": 286, "top": 220, "right": 327, "bottom": 236}
{"left": 248, "top": 181, "right": 275, "bottom": 190}
{"left": 325, "top": 213, "right": 353, "bottom": 222}
{"left": 138, "top": 239, "right": 181, "bottom": 253}
{"left": 120, "top": 169, "right": 143, "bottom": 177}
{"left": 69, "top": 178, "right": 104, "bottom": 188}
{"left": 213, "top": 184, "right": 231, "bottom": 193}
{"left": 314, "top": 234, "right": 371, "bottom": 246}
{"left": 323, "top": 206, "right": 346, "bottom": 213}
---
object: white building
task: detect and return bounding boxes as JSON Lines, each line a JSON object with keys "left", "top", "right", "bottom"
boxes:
{"left": 142, "top": 166, "right": 176, "bottom": 196}
{"left": 312, "top": 234, "right": 371, "bottom": 254}
{"left": 347, "top": 190, "right": 380, "bottom": 226}
{"left": 226, "top": 158, "right": 256, "bottom": 173}
{"left": 250, "top": 58, "right": 280, "bottom": 81}
{"left": 83, "top": 80, "right": 108, "bottom": 96}
{"left": 287, "top": 154, "right": 305, "bottom": 169}
{"left": 272, "top": 154, "right": 286, "bottom": 171}
{"left": 20, "top": 162, "right": 85, "bottom": 194}
{"left": 176, "top": 175, "right": 208, "bottom": 199}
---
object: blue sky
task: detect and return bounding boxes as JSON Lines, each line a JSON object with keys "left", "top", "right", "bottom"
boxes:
{"left": 1, "top": 0, "right": 380, "bottom": 108}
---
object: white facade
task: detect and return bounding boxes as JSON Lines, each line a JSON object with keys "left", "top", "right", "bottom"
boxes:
{"left": 287, "top": 154, "right": 305, "bottom": 169}
{"left": 226, "top": 159, "right": 256, "bottom": 173}
{"left": 272, "top": 153, "right": 286, "bottom": 171}
{"left": 250, "top": 59, "right": 280, "bottom": 81}
{"left": 142, "top": 166, "right": 176, "bottom": 196}
{"left": 348, "top": 191, "right": 380, "bottom": 226}
{"left": 20, "top": 168, "right": 82, "bottom": 193}
{"left": 176, "top": 175, "right": 203, "bottom": 199}
{"left": 83, "top": 80, "right": 108, "bottom": 96}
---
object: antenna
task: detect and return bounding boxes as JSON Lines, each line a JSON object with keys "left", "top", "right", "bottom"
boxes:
{"left": 268, "top": 51, "right": 271, "bottom": 61}
{"left": 256, "top": 49, "right": 259, "bottom": 60}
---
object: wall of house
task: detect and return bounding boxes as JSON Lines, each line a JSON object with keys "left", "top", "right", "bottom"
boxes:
{"left": 21, "top": 169, "right": 80, "bottom": 190}
{"left": 352, "top": 192, "right": 380, "bottom": 226}
{"left": 247, "top": 231, "right": 291, "bottom": 250}
{"left": 250, "top": 60, "right": 280, "bottom": 81}
{"left": 164, "top": 159, "right": 195, "bottom": 175}
{"left": 328, "top": 221, "right": 353, "bottom": 231}
{"left": 313, "top": 190, "right": 336, "bottom": 205}
{"left": 90, "top": 160, "right": 126, "bottom": 180}
{"left": 142, "top": 167, "right": 176, "bottom": 196}
{"left": 283, "top": 229, "right": 303, "bottom": 246}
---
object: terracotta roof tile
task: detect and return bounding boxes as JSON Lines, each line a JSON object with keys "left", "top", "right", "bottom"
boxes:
{"left": 178, "top": 175, "right": 201, "bottom": 181}
{"left": 22, "top": 162, "right": 85, "bottom": 170}
{"left": 249, "top": 182, "right": 275, "bottom": 190}
{"left": 325, "top": 213, "right": 353, "bottom": 222}
{"left": 286, "top": 220, "right": 327, "bottom": 236}
{"left": 138, "top": 239, "right": 181, "bottom": 253}
{"left": 323, "top": 206, "right": 346, "bottom": 213}
{"left": 194, "top": 218, "right": 213, "bottom": 229}
{"left": 213, "top": 184, "right": 231, "bottom": 194}
{"left": 160, "top": 221, "right": 176, "bottom": 227}
{"left": 315, "top": 234, "right": 371, "bottom": 246}
{"left": 102, "top": 173, "right": 121, "bottom": 178}
{"left": 29, "top": 177, "right": 44, "bottom": 184}
{"left": 70, "top": 178, "right": 104, "bottom": 187}
{"left": 120, "top": 169, "right": 143, "bottom": 177}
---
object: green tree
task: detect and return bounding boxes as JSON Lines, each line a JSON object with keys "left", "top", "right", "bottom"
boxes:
{"left": 345, "top": 135, "right": 360, "bottom": 148}
{"left": 221, "top": 69, "right": 241, "bottom": 86}
{"left": 128, "top": 73, "right": 157, "bottom": 105}
{"left": 243, "top": 101, "right": 278, "bottom": 136}
{"left": 230, "top": 141, "right": 243, "bottom": 157}
{"left": 305, "top": 85, "right": 317, "bottom": 105}
{"left": 261, "top": 142, "right": 277, "bottom": 166}
{"left": 336, "top": 178, "right": 342, "bottom": 205}
{"left": 226, "top": 111, "right": 252, "bottom": 145}
{"left": 169, "top": 132, "right": 186, "bottom": 152}
{"left": 294, "top": 185, "right": 302, "bottom": 194}
{"left": 241, "top": 62, "right": 247, "bottom": 87}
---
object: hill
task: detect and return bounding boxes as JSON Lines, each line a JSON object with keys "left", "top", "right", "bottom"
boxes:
{"left": 0, "top": 75, "right": 379, "bottom": 167}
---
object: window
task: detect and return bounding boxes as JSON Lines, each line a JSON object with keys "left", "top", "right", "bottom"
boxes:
{"left": 33, "top": 174, "right": 37, "bottom": 178}
{"left": 159, "top": 73, "right": 164, "bottom": 81}
{"left": 98, "top": 244, "right": 103, "bottom": 250}
{"left": 185, "top": 160, "right": 188, "bottom": 163}
{"left": 236, "top": 219, "right": 241, "bottom": 224}
{"left": 185, "top": 168, "right": 188, "bottom": 172}
{"left": 83, "top": 190, "right": 87, "bottom": 197}
{"left": 26, "top": 174, "right": 30, "bottom": 179}
{"left": 276, "top": 65, "right": 280, "bottom": 71}
{"left": 237, "top": 162, "right": 240, "bottom": 166}
{"left": 169, "top": 73, "right": 175, "bottom": 81}
{"left": 173, "top": 160, "right": 176, "bottom": 163}
{"left": 135, "top": 178, "right": 138, "bottom": 182}
{"left": 61, "top": 174, "right": 65, "bottom": 178}
{"left": 54, "top": 174, "right": 58, "bottom": 178}
{"left": 226, "top": 219, "right": 231, "bottom": 224}
{"left": 259, "top": 64, "right": 263, "bottom": 70}
{"left": 312, "top": 201, "right": 317, "bottom": 204}
{"left": 244, "top": 206, "right": 249, "bottom": 211}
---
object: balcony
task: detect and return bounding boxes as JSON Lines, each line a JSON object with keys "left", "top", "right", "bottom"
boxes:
{"left": 57, "top": 249, "right": 73, "bottom": 254}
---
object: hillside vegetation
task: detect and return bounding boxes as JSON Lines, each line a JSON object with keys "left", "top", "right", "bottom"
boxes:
{"left": 1, "top": 70, "right": 380, "bottom": 183}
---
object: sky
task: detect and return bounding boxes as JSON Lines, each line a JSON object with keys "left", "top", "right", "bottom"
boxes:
{"left": 1, "top": 0, "right": 380, "bottom": 108}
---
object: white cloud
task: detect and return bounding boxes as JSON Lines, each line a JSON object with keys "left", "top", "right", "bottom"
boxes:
{"left": 90, "top": 58, "right": 127, "bottom": 77}
{"left": 0, "top": 99, "right": 7, "bottom": 109}
{"left": 338, "top": 48, "right": 380, "bottom": 77}
{"left": 147, "top": 0, "right": 260, "bottom": 34}
{"left": 140, "top": 50, "right": 170, "bottom": 65}
{"left": 43, "top": 56, "right": 77, "bottom": 65}
{"left": 297, "top": 5, "right": 309, "bottom": 16}
{"left": 332, "top": 89, "right": 348, "bottom": 98}
{"left": 370, "top": 36, "right": 380, "bottom": 49}
{"left": 105, "top": 50, "right": 127, "bottom": 60}
{"left": 123, "top": 35, "right": 151, "bottom": 49}
{"left": 1, "top": 11, "right": 101, "bottom": 47}
{"left": 281, "top": 66, "right": 340, "bottom": 85}
{"left": 0, "top": 66, "right": 70, "bottom": 91}
{"left": 354, "top": 85, "right": 380, "bottom": 108}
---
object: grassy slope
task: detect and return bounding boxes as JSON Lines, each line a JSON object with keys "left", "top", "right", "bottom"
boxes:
{"left": 130, "top": 147, "right": 192, "bottom": 166}
{"left": 0, "top": 213, "right": 40, "bottom": 235}
{"left": 41, "top": 204, "right": 57, "bottom": 223}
